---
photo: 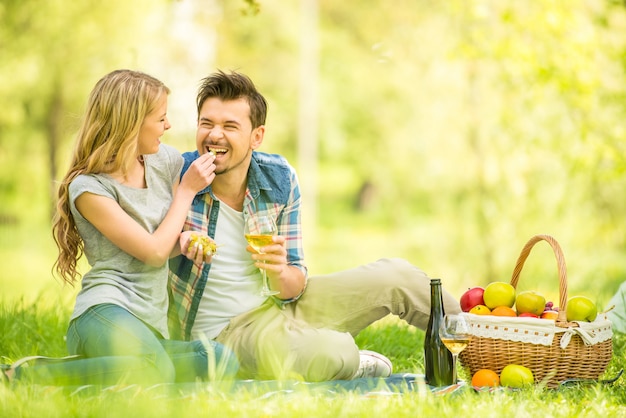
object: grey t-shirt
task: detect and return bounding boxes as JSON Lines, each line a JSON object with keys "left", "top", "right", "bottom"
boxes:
{"left": 68, "top": 144, "right": 184, "bottom": 338}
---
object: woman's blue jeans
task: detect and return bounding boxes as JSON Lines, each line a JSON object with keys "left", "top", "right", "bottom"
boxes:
{"left": 18, "top": 304, "right": 238, "bottom": 386}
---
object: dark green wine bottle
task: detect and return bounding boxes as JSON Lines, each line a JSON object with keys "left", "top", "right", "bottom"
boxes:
{"left": 424, "top": 278, "right": 454, "bottom": 386}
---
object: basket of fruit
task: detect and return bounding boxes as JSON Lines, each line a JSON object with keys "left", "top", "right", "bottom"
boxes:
{"left": 457, "top": 234, "right": 613, "bottom": 388}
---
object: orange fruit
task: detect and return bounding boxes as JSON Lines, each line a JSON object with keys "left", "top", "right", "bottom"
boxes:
{"left": 491, "top": 306, "right": 517, "bottom": 317}
{"left": 471, "top": 369, "right": 500, "bottom": 387}
{"left": 469, "top": 305, "right": 491, "bottom": 315}
{"left": 541, "top": 310, "right": 559, "bottom": 320}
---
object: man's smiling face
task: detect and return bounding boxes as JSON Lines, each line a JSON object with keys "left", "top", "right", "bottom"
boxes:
{"left": 196, "top": 97, "right": 264, "bottom": 176}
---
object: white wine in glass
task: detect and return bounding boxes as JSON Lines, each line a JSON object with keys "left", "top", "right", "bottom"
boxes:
{"left": 440, "top": 337, "right": 471, "bottom": 355}
{"left": 244, "top": 215, "right": 280, "bottom": 297}
{"left": 438, "top": 314, "right": 472, "bottom": 384}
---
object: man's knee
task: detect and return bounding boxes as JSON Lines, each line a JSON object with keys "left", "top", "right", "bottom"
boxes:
{"left": 373, "top": 258, "right": 427, "bottom": 283}
{"left": 293, "top": 331, "right": 359, "bottom": 382}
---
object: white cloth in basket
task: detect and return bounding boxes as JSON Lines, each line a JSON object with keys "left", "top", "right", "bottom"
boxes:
{"left": 459, "top": 312, "right": 613, "bottom": 348}
{"left": 559, "top": 317, "right": 613, "bottom": 348}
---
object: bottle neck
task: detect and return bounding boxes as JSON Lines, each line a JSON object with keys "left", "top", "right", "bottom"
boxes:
{"left": 430, "top": 280, "right": 445, "bottom": 317}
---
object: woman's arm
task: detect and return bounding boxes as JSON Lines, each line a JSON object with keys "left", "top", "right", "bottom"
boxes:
{"left": 75, "top": 153, "right": 215, "bottom": 267}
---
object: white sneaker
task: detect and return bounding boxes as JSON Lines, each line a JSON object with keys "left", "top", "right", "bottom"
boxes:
{"left": 352, "top": 350, "right": 392, "bottom": 379}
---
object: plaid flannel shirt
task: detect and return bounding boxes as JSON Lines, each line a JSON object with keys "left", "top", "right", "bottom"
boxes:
{"left": 168, "top": 150, "right": 307, "bottom": 341}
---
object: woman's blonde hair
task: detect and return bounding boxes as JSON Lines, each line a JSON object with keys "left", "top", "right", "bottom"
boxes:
{"left": 52, "top": 69, "right": 170, "bottom": 285}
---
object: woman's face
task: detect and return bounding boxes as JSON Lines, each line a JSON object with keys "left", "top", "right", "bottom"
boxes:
{"left": 137, "top": 94, "right": 170, "bottom": 155}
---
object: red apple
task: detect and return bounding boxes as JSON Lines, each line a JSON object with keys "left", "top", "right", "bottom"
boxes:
{"left": 518, "top": 312, "right": 539, "bottom": 318}
{"left": 460, "top": 287, "right": 485, "bottom": 312}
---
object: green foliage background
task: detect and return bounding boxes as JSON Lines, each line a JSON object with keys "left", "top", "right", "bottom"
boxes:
{"left": 1, "top": 0, "right": 626, "bottom": 312}
{"left": 1, "top": 3, "right": 626, "bottom": 415}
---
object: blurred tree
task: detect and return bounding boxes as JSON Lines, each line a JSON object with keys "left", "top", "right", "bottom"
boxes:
{"left": 0, "top": 0, "right": 265, "bottom": 223}
{"left": 442, "top": 1, "right": 626, "bottom": 288}
{"left": 0, "top": 0, "right": 173, "bottom": 221}
{"left": 208, "top": 0, "right": 626, "bottom": 292}
{"left": 1, "top": 0, "right": 625, "bottom": 300}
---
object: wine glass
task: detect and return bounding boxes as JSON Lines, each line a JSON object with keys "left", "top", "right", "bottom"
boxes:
{"left": 244, "top": 214, "right": 280, "bottom": 297}
{"left": 438, "top": 314, "right": 472, "bottom": 384}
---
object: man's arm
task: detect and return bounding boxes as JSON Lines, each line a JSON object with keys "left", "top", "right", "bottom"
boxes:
{"left": 249, "top": 235, "right": 306, "bottom": 299}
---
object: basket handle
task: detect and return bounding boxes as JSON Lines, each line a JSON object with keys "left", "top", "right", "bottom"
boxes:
{"left": 510, "top": 234, "right": 568, "bottom": 323}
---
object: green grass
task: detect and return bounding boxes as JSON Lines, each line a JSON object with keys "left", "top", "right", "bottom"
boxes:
{"left": 1, "top": 217, "right": 625, "bottom": 416}
{"left": 1, "top": 301, "right": 625, "bottom": 417}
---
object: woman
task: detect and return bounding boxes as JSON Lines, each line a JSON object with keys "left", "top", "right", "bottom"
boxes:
{"left": 2, "top": 70, "right": 237, "bottom": 386}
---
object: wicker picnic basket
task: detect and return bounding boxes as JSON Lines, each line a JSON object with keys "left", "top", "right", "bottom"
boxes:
{"left": 458, "top": 234, "right": 613, "bottom": 388}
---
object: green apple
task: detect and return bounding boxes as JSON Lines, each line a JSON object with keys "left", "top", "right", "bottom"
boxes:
{"left": 515, "top": 291, "right": 546, "bottom": 316}
{"left": 500, "top": 364, "right": 534, "bottom": 388}
{"left": 483, "top": 282, "right": 516, "bottom": 309}
{"left": 566, "top": 296, "right": 597, "bottom": 322}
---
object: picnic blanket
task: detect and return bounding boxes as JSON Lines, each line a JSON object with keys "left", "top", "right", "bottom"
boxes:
{"left": 26, "top": 369, "right": 623, "bottom": 398}
{"left": 36, "top": 373, "right": 467, "bottom": 398}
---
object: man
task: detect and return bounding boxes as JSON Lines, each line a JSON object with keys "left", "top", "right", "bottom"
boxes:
{"left": 606, "top": 282, "right": 625, "bottom": 334}
{"left": 168, "top": 70, "right": 461, "bottom": 381}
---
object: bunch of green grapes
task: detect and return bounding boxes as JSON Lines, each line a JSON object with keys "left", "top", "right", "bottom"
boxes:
{"left": 188, "top": 233, "right": 218, "bottom": 256}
